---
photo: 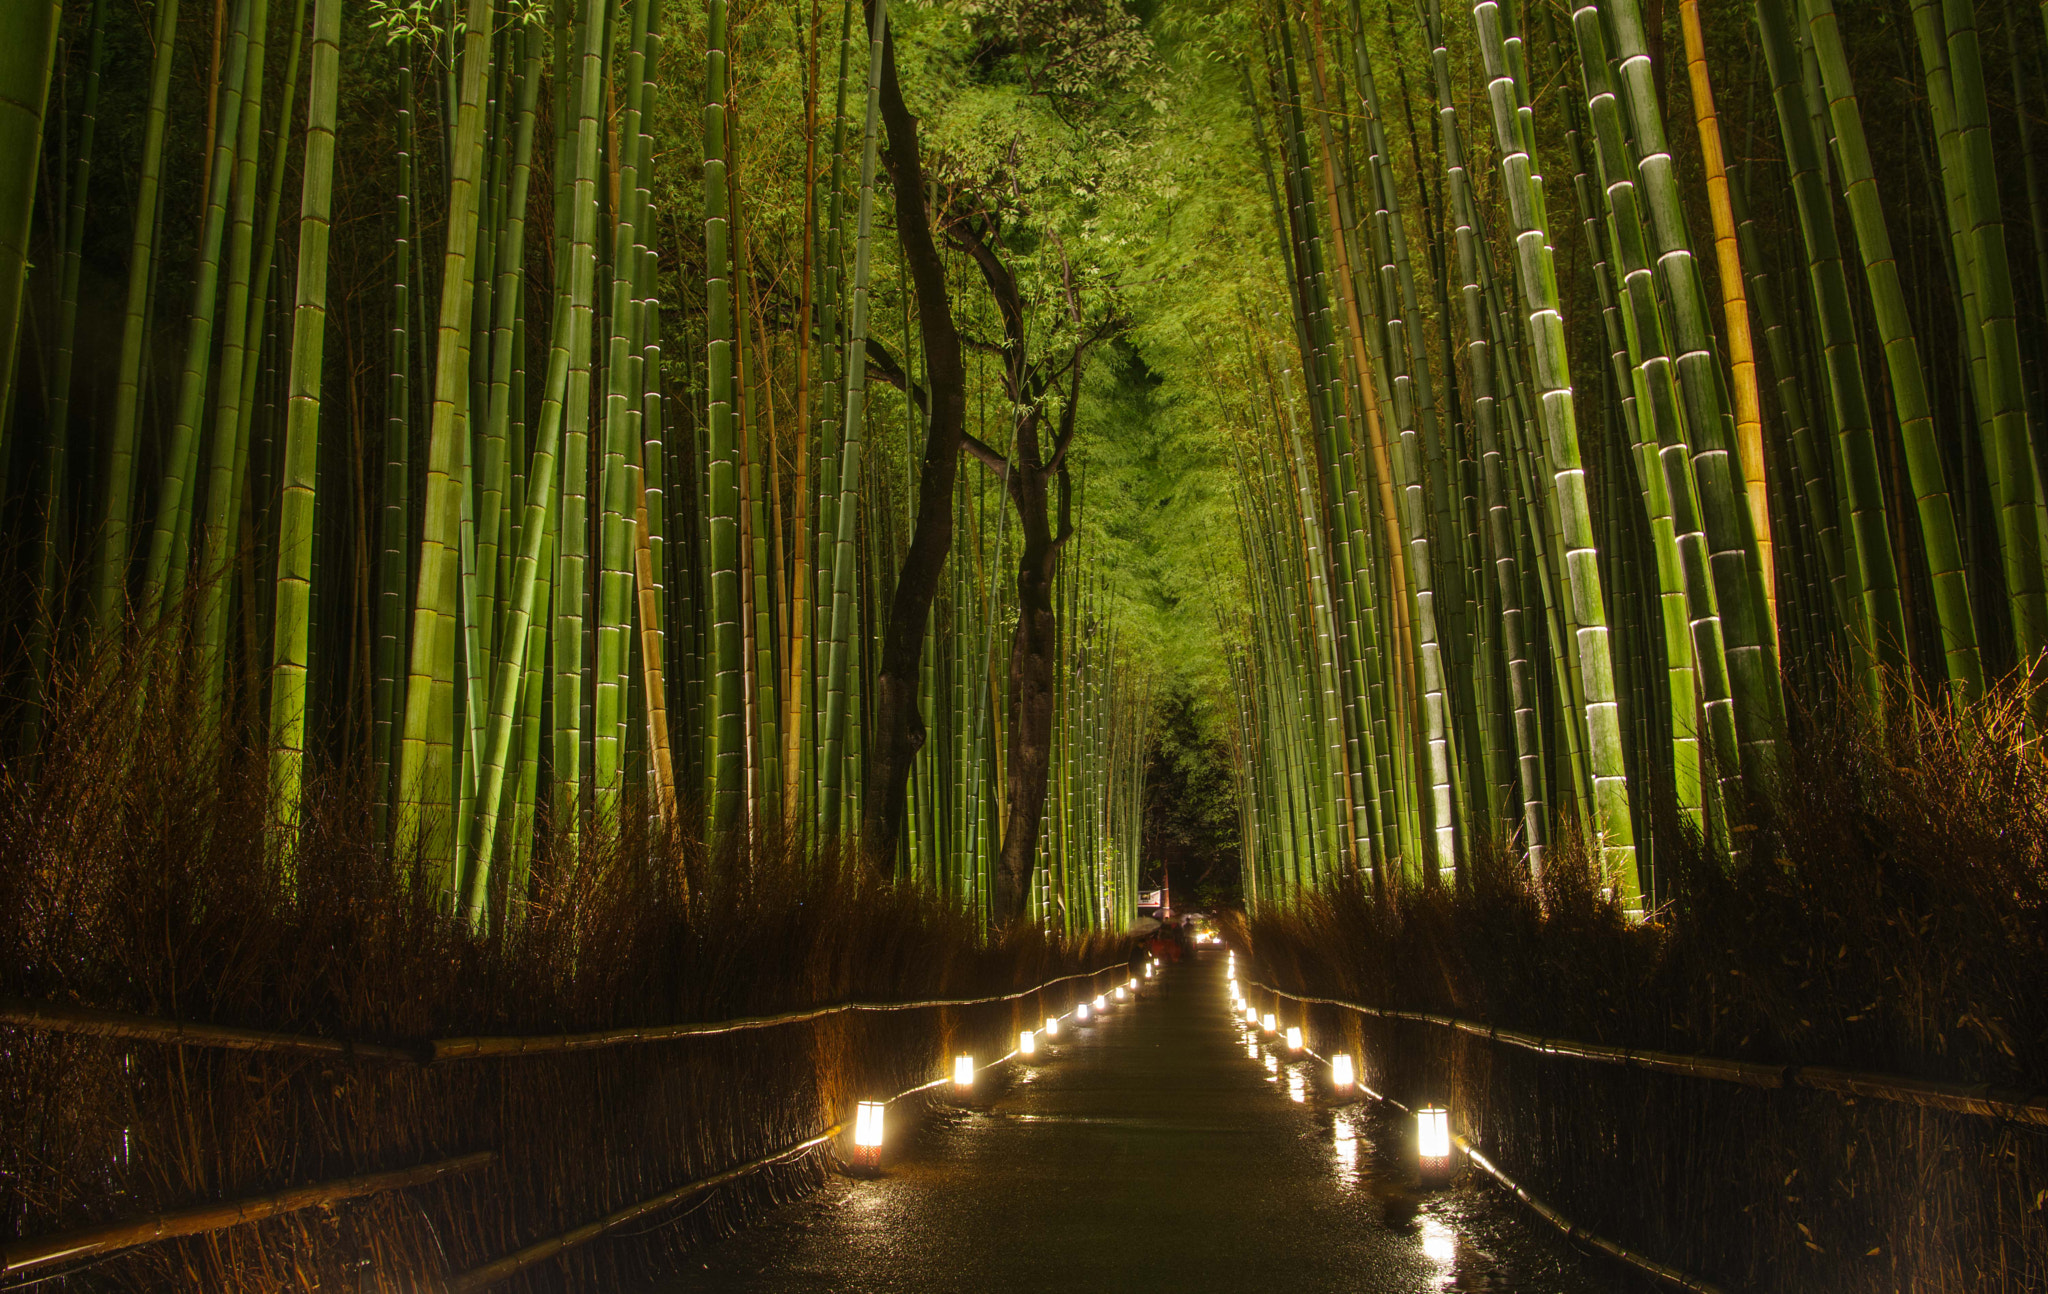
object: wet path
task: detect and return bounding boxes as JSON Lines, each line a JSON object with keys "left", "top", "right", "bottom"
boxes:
{"left": 666, "top": 949, "right": 1629, "bottom": 1293}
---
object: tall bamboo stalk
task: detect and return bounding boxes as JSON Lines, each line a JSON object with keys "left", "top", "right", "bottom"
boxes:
{"left": 269, "top": 0, "right": 343, "bottom": 850}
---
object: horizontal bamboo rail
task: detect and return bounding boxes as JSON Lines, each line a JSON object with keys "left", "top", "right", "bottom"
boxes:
{"left": 446, "top": 979, "right": 1093, "bottom": 1290}
{"left": 1291, "top": 1020, "right": 1732, "bottom": 1291}
{"left": 0, "top": 965, "right": 1128, "bottom": 1066}
{"left": 428, "top": 965, "right": 1124, "bottom": 1061}
{"left": 444, "top": 1129, "right": 840, "bottom": 1292}
{"left": 0, "top": 1151, "right": 493, "bottom": 1276}
{"left": 1455, "top": 1136, "right": 1731, "bottom": 1294}
{"left": 0, "top": 996, "right": 417, "bottom": 1062}
{"left": 1247, "top": 979, "right": 2048, "bottom": 1127}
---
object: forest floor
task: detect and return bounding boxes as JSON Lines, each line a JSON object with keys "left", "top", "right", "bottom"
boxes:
{"left": 660, "top": 948, "right": 1641, "bottom": 1293}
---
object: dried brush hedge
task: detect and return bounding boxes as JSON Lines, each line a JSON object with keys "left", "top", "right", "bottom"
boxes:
{"left": 0, "top": 645, "right": 1125, "bottom": 1290}
{"left": 1235, "top": 676, "right": 2048, "bottom": 1293}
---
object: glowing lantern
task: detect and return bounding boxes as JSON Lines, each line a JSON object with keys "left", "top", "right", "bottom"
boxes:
{"left": 1285, "top": 1025, "right": 1303, "bottom": 1052}
{"left": 1417, "top": 1106, "right": 1452, "bottom": 1171}
{"left": 853, "top": 1100, "right": 885, "bottom": 1165}
{"left": 953, "top": 1055, "right": 975, "bottom": 1088}
{"left": 1019, "top": 1029, "right": 1037, "bottom": 1057}
{"left": 1044, "top": 1015, "right": 1059, "bottom": 1037}
{"left": 1114, "top": 986, "right": 1126, "bottom": 1001}
{"left": 1144, "top": 964, "right": 1154, "bottom": 979}
{"left": 1244, "top": 1005, "right": 1257, "bottom": 1024}
{"left": 1127, "top": 977, "right": 1137, "bottom": 990}
{"left": 1261, "top": 1012, "right": 1276, "bottom": 1033}
{"left": 1077, "top": 1002, "right": 1090, "bottom": 1021}
{"left": 1332, "top": 1053, "right": 1355, "bottom": 1090}
{"left": 1094, "top": 994, "right": 1106, "bottom": 1010}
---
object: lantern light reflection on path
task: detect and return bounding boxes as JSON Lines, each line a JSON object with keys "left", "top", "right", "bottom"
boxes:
{"left": 846, "top": 966, "right": 1144, "bottom": 1168}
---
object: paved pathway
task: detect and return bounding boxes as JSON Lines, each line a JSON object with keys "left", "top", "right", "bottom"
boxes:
{"left": 667, "top": 948, "right": 1631, "bottom": 1292}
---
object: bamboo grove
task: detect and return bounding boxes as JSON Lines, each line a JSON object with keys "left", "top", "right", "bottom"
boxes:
{"left": 1221, "top": 0, "right": 2048, "bottom": 913}
{"left": 0, "top": 0, "right": 1149, "bottom": 935}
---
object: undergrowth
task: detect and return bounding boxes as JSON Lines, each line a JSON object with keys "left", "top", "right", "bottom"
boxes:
{"left": 1232, "top": 677, "right": 2048, "bottom": 1292}
{"left": 0, "top": 646, "right": 1125, "bottom": 1290}
{"left": 1240, "top": 674, "right": 2048, "bottom": 1084}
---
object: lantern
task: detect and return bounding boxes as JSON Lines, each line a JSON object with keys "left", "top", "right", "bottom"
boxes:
{"left": 1077, "top": 1002, "right": 1090, "bottom": 1021}
{"left": 1115, "top": 986, "right": 1127, "bottom": 1001}
{"left": 1244, "top": 1005, "right": 1257, "bottom": 1024}
{"left": 1417, "top": 1106, "right": 1451, "bottom": 1173}
{"left": 853, "top": 1100, "right": 886, "bottom": 1166}
{"left": 1044, "top": 1015, "right": 1059, "bottom": 1037}
{"left": 1285, "top": 1025, "right": 1303, "bottom": 1052}
{"left": 1144, "top": 964, "right": 1154, "bottom": 979}
{"left": 1331, "top": 1053, "right": 1355, "bottom": 1091}
{"left": 1261, "top": 1012, "right": 1276, "bottom": 1033}
{"left": 1019, "top": 1029, "right": 1037, "bottom": 1057}
{"left": 1127, "top": 977, "right": 1137, "bottom": 990}
{"left": 1094, "top": 994, "right": 1107, "bottom": 1010}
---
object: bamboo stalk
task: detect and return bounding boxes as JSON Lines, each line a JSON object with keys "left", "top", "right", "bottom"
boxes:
{"left": 0, "top": 0, "right": 59, "bottom": 426}
{"left": 1679, "top": 0, "right": 1775, "bottom": 637}
{"left": 269, "top": 0, "right": 344, "bottom": 850}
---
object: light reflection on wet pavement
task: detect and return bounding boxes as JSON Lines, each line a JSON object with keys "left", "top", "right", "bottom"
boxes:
{"left": 665, "top": 950, "right": 1634, "bottom": 1293}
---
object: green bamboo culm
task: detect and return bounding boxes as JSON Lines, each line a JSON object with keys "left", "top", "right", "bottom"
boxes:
{"left": 1939, "top": 0, "right": 2048, "bottom": 675}
{"left": 373, "top": 40, "right": 416, "bottom": 846}
{"left": 1797, "top": 0, "right": 1983, "bottom": 699}
{"left": 704, "top": 0, "right": 745, "bottom": 823}
{"left": 1471, "top": 0, "right": 1639, "bottom": 909}
{"left": 819, "top": 0, "right": 887, "bottom": 841}
{"left": 553, "top": 0, "right": 606, "bottom": 855}
{"left": 20, "top": 0, "right": 108, "bottom": 756}
{"left": 138, "top": 0, "right": 256, "bottom": 631}
{"left": 396, "top": 0, "right": 499, "bottom": 894}
{"left": 469, "top": 0, "right": 606, "bottom": 915}
{"left": 1755, "top": 0, "right": 1902, "bottom": 701}
{"left": 595, "top": 0, "right": 656, "bottom": 827}
{"left": 269, "top": 0, "right": 345, "bottom": 853}
{"left": 94, "top": 0, "right": 182, "bottom": 634}
{"left": 0, "top": 1, "right": 60, "bottom": 428}
{"left": 192, "top": 0, "right": 277, "bottom": 722}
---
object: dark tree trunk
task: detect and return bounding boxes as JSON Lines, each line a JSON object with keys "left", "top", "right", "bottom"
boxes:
{"left": 858, "top": 3, "right": 969, "bottom": 875}
{"left": 991, "top": 374, "right": 1080, "bottom": 927}
{"left": 993, "top": 453, "right": 1059, "bottom": 924}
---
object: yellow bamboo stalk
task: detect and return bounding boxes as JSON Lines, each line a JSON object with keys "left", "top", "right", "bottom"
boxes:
{"left": 1303, "top": 30, "right": 1419, "bottom": 757}
{"left": 1682, "top": 0, "right": 1776, "bottom": 634}
{"left": 634, "top": 474, "right": 678, "bottom": 841}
